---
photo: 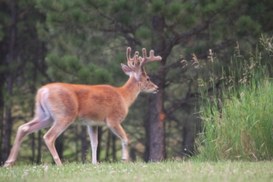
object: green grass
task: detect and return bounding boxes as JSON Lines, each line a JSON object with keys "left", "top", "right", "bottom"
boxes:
{"left": 199, "top": 79, "right": 273, "bottom": 161}
{"left": 196, "top": 38, "right": 273, "bottom": 161}
{"left": 1, "top": 161, "right": 273, "bottom": 182}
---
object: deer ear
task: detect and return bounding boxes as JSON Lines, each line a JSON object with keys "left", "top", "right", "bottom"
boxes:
{"left": 121, "top": 63, "right": 133, "bottom": 76}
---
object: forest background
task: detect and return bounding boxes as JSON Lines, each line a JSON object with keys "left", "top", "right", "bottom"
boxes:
{"left": 0, "top": 0, "right": 273, "bottom": 165}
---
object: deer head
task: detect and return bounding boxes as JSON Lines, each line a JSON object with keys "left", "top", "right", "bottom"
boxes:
{"left": 121, "top": 47, "right": 162, "bottom": 93}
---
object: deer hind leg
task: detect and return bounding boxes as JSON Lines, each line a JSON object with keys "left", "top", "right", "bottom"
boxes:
{"left": 107, "top": 122, "right": 129, "bottom": 162}
{"left": 4, "top": 118, "right": 52, "bottom": 167}
{"left": 43, "top": 117, "right": 74, "bottom": 166}
{"left": 87, "top": 125, "right": 98, "bottom": 164}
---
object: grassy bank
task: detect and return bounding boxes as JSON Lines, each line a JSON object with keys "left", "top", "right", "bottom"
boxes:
{"left": 197, "top": 38, "right": 273, "bottom": 161}
{"left": 198, "top": 79, "right": 273, "bottom": 161}
{"left": 1, "top": 161, "right": 272, "bottom": 182}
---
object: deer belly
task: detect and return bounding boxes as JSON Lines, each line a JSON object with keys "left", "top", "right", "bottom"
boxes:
{"left": 77, "top": 119, "right": 105, "bottom": 126}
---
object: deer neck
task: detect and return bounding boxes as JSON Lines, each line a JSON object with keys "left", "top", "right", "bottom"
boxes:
{"left": 119, "top": 76, "right": 141, "bottom": 107}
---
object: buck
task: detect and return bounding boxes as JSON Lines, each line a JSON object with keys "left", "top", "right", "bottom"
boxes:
{"left": 4, "top": 47, "right": 161, "bottom": 167}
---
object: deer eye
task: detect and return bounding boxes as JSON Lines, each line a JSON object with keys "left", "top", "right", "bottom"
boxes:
{"left": 146, "top": 78, "right": 150, "bottom": 81}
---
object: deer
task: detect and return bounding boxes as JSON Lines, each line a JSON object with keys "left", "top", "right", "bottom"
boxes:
{"left": 3, "top": 47, "right": 162, "bottom": 167}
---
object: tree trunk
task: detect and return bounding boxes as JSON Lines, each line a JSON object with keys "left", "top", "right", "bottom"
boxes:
{"left": 36, "top": 131, "right": 42, "bottom": 164}
{"left": 181, "top": 95, "right": 202, "bottom": 157}
{"left": 55, "top": 134, "right": 64, "bottom": 162}
{"left": 0, "top": 68, "right": 5, "bottom": 164}
{"left": 144, "top": 15, "right": 168, "bottom": 162}
{"left": 2, "top": 109, "right": 13, "bottom": 164}
{"left": 0, "top": 78, "right": 4, "bottom": 164}
{"left": 1, "top": 0, "right": 17, "bottom": 164}
{"left": 96, "top": 127, "right": 102, "bottom": 162}
{"left": 111, "top": 135, "right": 116, "bottom": 161}
{"left": 81, "top": 126, "right": 87, "bottom": 163}
{"left": 105, "top": 130, "right": 111, "bottom": 161}
{"left": 182, "top": 116, "right": 196, "bottom": 157}
{"left": 145, "top": 69, "right": 166, "bottom": 161}
{"left": 30, "top": 133, "right": 36, "bottom": 163}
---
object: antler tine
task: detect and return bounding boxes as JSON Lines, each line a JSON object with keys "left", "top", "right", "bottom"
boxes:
{"left": 126, "top": 47, "right": 140, "bottom": 69}
{"left": 148, "top": 49, "right": 162, "bottom": 62}
{"left": 126, "top": 47, "right": 132, "bottom": 62}
{"left": 142, "top": 48, "right": 147, "bottom": 60}
{"left": 140, "top": 48, "right": 162, "bottom": 67}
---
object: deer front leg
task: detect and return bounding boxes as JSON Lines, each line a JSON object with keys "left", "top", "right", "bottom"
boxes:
{"left": 4, "top": 118, "right": 51, "bottom": 167}
{"left": 108, "top": 123, "right": 129, "bottom": 161}
{"left": 87, "top": 125, "right": 98, "bottom": 164}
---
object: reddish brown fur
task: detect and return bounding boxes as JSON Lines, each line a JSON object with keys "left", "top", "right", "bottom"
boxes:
{"left": 37, "top": 77, "right": 140, "bottom": 126}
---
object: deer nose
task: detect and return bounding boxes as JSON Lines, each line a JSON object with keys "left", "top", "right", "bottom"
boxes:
{"left": 153, "top": 86, "right": 159, "bottom": 93}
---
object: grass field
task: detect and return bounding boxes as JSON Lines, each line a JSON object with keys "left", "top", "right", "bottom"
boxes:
{"left": 1, "top": 161, "right": 272, "bottom": 182}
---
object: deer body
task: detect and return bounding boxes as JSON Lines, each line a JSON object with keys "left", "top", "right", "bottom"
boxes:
{"left": 4, "top": 47, "right": 161, "bottom": 167}
{"left": 39, "top": 80, "right": 138, "bottom": 126}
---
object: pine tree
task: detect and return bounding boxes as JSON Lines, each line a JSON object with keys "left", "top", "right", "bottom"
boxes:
{"left": 0, "top": 0, "right": 46, "bottom": 164}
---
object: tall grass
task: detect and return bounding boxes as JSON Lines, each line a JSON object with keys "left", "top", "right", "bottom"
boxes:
{"left": 197, "top": 36, "right": 273, "bottom": 161}
{"left": 198, "top": 80, "right": 273, "bottom": 160}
